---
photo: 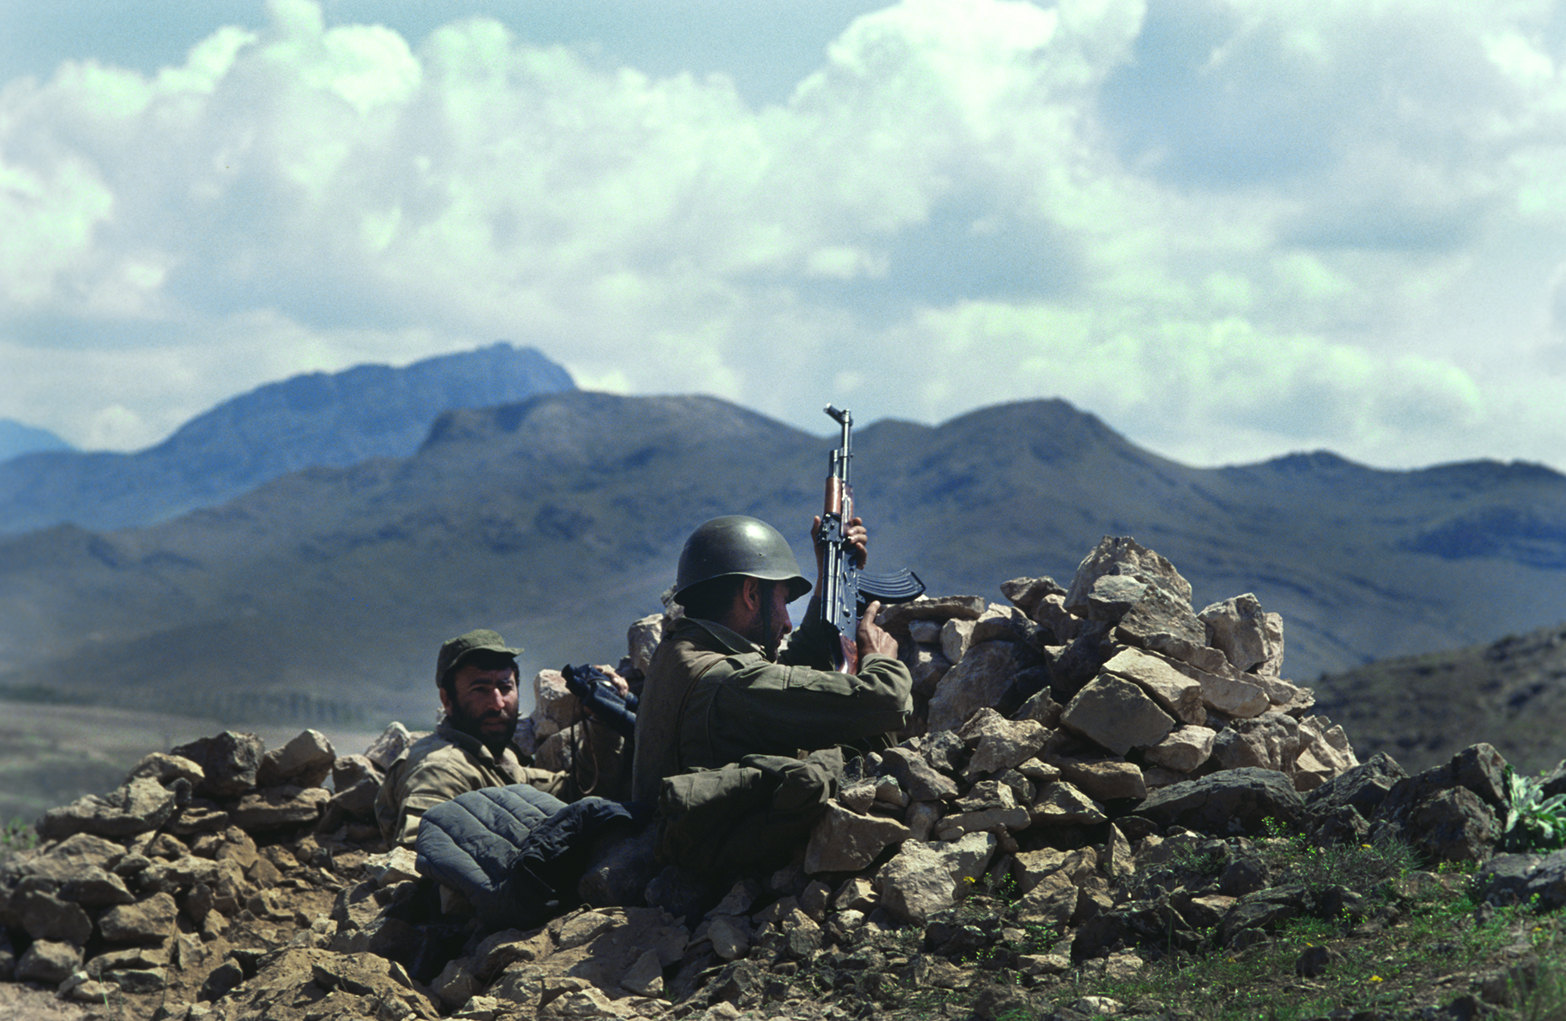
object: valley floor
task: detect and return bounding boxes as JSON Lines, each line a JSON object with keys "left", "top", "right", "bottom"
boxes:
{"left": 0, "top": 701, "right": 381, "bottom": 825}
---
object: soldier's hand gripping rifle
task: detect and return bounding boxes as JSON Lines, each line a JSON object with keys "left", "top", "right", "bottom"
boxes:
{"left": 818, "top": 404, "right": 925, "bottom": 673}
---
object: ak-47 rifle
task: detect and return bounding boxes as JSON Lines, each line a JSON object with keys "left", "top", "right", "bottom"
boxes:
{"left": 818, "top": 404, "right": 925, "bottom": 673}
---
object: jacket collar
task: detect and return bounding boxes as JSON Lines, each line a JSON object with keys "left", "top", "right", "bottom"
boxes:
{"left": 676, "top": 615, "right": 766, "bottom": 657}
{"left": 434, "top": 718, "right": 512, "bottom": 765}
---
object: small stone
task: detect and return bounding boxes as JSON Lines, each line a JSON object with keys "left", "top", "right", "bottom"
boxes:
{"left": 99, "top": 892, "right": 179, "bottom": 944}
{"left": 15, "top": 941, "right": 80, "bottom": 985}
{"left": 620, "top": 947, "right": 665, "bottom": 996}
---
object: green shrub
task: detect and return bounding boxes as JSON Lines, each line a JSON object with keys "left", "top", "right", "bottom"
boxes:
{"left": 1502, "top": 767, "right": 1566, "bottom": 853}
{"left": 1279, "top": 834, "right": 1419, "bottom": 896}
{"left": 0, "top": 816, "right": 38, "bottom": 861}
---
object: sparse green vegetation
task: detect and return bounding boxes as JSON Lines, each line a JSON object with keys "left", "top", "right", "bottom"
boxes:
{"left": 843, "top": 830, "right": 1566, "bottom": 1021}
{"left": 1503, "top": 766, "right": 1566, "bottom": 853}
{"left": 0, "top": 816, "right": 37, "bottom": 862}
{"left": 1271, "top": 832, "right": 1421, "bottom": 897}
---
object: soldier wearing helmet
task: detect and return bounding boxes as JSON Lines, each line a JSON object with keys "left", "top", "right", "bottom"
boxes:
{"left": 630, "top": 514, "right": 913, "bottom": 804}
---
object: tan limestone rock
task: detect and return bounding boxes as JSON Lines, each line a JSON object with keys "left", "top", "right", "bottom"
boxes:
{"left": 1100, "top": 646, "right": 1207, "bottom": 726}
{"left": 958, "top": 710, "right": 1052, "bottom": 779}
{"left": 1050, "top": 756, "right": 1147, "bottom": 802}
{"left": 256, "top": 729, "right": 336, "bottom": 789}
{"left": 1144, "top": 726, "right": 1218, "bottom": 773}
{"left": 803, "top": 803, "right": 911, "bottom": 874}
{"left": 928, "top": 641, "right": 1026, "bottom": 735}
{"left": 940, "top": 618, "right": 976, "bottom": 665}
{"left": 1029, "top": 781, "right": 1108, "bottom": 825}
{"left": 1060, "top": 674, "right": 1175, "bottom": 756}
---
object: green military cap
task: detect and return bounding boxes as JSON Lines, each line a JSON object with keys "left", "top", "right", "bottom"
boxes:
{"left": 435, "top": 628, "right": 521, "bottom": 685}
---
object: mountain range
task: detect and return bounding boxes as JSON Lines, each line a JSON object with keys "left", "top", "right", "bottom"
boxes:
{"left": 0, "top": 342, "right": 573, "bottom": 535}
{"left": 0, "top": 420, "right": 72, "bottom": 463}
{"left": 1, "top": 380, "right": 1565, "bottom": 737}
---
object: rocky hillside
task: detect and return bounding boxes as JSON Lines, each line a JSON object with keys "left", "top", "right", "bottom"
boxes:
{"left": 2, "top": 535, "right": 1562, "bottom": 1020}
{"left": 0, "top": 342, "right": 574, "bottom": 535}
{"left": 2, "top": 393, "right": 1565, "bottom": 737}
{"left": 1315, "top": 621, "right": 1566, "bottom": 776}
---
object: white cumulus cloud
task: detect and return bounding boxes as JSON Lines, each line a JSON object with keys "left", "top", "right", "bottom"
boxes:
{"left": 0, "top": 0, "right": 1563, "bottom": 474}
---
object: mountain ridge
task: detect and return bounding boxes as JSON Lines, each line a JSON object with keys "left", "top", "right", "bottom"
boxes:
{"left": 1315, "top": 617, "right": 1566, "bottom": 774}
{"left": 0, "top": 419, "right": 73, "bottom": 464}
{"left": 1, "top": 390, "right": 1564, "bottom": 737}
{"left": 0, "top": 342, "right": 574, "bottom": 535}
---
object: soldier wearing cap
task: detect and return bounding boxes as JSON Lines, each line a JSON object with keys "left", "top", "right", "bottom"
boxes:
{"left": 630, "top": 515, "right": 913, "bottom": 805}
{"left": 375, "top": 628, "right": 563, "bottom": 847}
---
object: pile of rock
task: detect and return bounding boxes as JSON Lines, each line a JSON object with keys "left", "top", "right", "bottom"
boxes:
{"left": 887, "top": 535, "right": 1355, "bottom": 795}
{"left": 0, "top": 535, "right": 1547, "bottom": 1021}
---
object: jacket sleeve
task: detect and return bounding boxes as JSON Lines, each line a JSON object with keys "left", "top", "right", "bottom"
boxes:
{"left": 705, "top": 652, "right": 913, "bottom": 762}
{"left": 386, "top": 758, "right": 481, "bottom": 848}
{"left": 777, "top": 601, "right": 839, "bottom": 671}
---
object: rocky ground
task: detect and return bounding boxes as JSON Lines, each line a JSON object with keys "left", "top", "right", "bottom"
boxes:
{"left": 6, "top": 535, "right": 1566, "bottom": 1021}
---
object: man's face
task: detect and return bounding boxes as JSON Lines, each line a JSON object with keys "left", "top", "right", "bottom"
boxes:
{"left": 440, "top": 661, "right": 520, "bottom": 751}
{"left": 747, "top": 580, "right": 794, "bottom": 659}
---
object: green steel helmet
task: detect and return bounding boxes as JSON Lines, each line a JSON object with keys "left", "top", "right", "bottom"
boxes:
{"left": 675, "top": 515, "right": 812, "bottom": 603}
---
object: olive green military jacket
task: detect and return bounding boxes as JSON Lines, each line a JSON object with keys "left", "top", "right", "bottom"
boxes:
{"left": 375, "top": 721, "right": 560, "bottom": 848}
{"left": 630, "top": 615, "right": 912, "bottom": 805}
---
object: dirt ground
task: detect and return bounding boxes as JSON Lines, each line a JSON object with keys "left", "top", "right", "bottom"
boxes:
{"left": 0, "top": 981, "right": 93, "bottom": 1020}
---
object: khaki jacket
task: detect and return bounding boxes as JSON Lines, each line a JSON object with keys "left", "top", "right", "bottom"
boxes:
{"left": 630, "top": 615, "right": 912, "bottom": 805}
{"left": 375, "top": 721, "right": 559, "bottom": 847}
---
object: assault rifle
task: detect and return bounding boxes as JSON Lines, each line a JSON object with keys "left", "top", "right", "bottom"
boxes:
{"left": 817, "top": 404, "right": 924, "bottom": 673}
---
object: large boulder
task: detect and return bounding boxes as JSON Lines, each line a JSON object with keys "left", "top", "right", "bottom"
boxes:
{"left": 1065, "top": 536, "right": 1193, "bottom": 614}
{"left": 256, "top": 730, "right": 336, "bottom": 788}
{"left": 1000, "top": 576, "right": 1067, "bottom": 621}
{"left": 1371, "top": 743, "right": 1509, "bottom": 851}
{"left": 1212, "top": 713, "right": 1302, "bottom": 776}
{"left": 804, "top": 803, "right": 911, "bottom": 874}
{"left": 1198, "top": 593, "right": 1284, "bottom": 677}
{"left": 171, "top": 731, "right": 265, "bottom": 799}
{"left": 875, "top": 833, "right": 997, "bottom": 924}
{"left": 927, "top": 642, "right": 1032, "bottom": 735}
{"left": 1138, "top": 768, "right": 1306, "bottom": 836}
{"left": 1405, "top": 787, "right": 1496, "bottom": 864}
{"left": 1100, "top": 647, "right": 1207, "bottom": 726}
{"left": 36, "top": 778, "right": 179, "bottom": 841}
{"left": 1116, "top": 584, "right": 1227, "bottom": 673}
{"left": 1475, "top": 850, "right": 1566, "bottom": 910}
{"left": 1060, "top": 674, "right": 1175, "bottom": 756}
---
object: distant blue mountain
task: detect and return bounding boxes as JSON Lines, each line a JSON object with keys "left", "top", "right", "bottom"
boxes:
{"left": 0, "top": 342, "right": 574, "bottom": 535}
{"left": 0, "top": 420, "right": 73, "bottom": 463}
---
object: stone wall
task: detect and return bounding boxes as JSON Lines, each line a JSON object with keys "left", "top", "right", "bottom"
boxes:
{"left": 0, "top": 535, "right": 1526, "bottom": 1021}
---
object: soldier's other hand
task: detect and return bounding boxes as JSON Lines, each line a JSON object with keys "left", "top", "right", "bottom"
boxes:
{"left": 857, "top": 601, "right": 899, "bottom": 659}
{"left": 844, "top": 517, "right": 869, "bottom": 569}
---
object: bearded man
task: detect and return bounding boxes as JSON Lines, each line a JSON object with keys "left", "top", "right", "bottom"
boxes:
{"left": 376, "top": 628, "right": 562, "bottom": 847}
{"left": 630, "top": 515, "right": 912, "bottom": 805}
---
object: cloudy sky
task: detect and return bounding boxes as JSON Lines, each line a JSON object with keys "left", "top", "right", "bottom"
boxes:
{"left": 4, "top": 0, "right": 1566, "bottom": 471}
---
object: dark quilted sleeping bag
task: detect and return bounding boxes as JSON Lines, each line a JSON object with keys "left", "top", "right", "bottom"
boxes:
{"left": 415, "top": 784, "right": 639, "bottom": 929}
